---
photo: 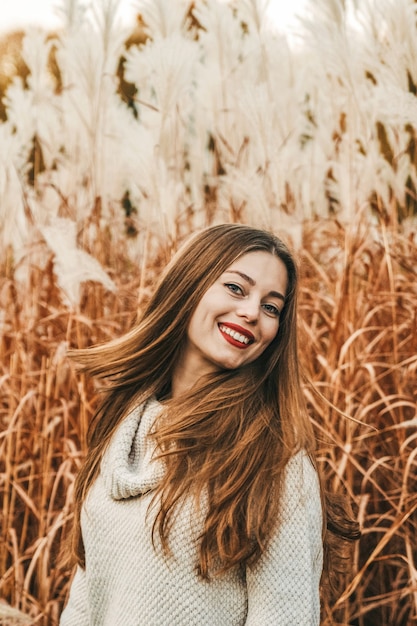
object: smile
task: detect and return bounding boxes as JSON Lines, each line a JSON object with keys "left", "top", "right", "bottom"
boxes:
{"left": 218, "top": 324, "right": 254, "bottom": 348}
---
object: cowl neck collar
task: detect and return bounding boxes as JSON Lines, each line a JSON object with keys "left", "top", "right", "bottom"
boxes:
{"left": 101, "top": 397, "right": 165, "bottom": 500}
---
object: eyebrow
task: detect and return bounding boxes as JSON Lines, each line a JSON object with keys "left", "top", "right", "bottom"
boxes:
{"left": 224, "top": 270, "right": 286, "bottom": 302}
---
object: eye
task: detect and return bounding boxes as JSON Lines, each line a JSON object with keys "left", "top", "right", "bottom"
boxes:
{"left": 225, "top": 282, "right": 244, "bottom": 296}
{"left": 262, "top": 303, "right": 281, "bottom": 317}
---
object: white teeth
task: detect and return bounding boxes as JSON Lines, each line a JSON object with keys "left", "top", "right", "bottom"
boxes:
{"left": 219, "top": 325, "right": 250, "bottom": 345}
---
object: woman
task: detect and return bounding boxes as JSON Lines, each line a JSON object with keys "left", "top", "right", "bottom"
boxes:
{"left": 61, "top": 223, "right": 358, "bottom": 625}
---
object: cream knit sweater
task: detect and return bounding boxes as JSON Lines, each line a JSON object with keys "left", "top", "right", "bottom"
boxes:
{"left": 60, "top": 398, "right": 323, "bottom": 625}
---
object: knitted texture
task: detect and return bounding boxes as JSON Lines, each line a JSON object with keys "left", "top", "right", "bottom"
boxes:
{"left": 60, "top": 399, "right": 323, "bottom": 625}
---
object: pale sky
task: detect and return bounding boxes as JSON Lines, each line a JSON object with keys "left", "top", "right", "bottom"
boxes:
{"left": 0, "top": 0, "right": 309, "bottom": 35}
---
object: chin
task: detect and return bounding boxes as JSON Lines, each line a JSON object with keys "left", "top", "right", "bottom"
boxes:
{"left": 218, "top": 359, "right": 246, "bottom": 371}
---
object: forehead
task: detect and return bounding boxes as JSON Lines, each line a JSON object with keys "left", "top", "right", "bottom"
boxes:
{"left": 223, "top": 250, "right": 288, "bottom": 295}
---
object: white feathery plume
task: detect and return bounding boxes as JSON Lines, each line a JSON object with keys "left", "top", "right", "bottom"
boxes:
{"left": 3, "top": 0, "right": 417, "bottom": 275}
{"left": 372, "top": 83, "right": 417, "bottom": 128}
{"left": 0, "top": 603, "right": 32, "bottom": 624}
{"left": 124, "top": 5, "right": 203, "bottom": 234}
{"left": 189, "top": 1, "right": 259, "bottom": 196}
{"left": 134, "top": 0, "right": 190, "bottom": 38}
{"left": 191, "top": 0, "right": 309, "bottom": 228}
{"left": 51, "top": 0, "right": 132, "bottom": 219}
{"left": 193, "top": 0, "right": 249, "bottom": 129}
{"left": 197, "top": 7, "right": 303, "bottom": 220}
{"left": 358, "top": 0, "right": 417, "bottom": 88}
{"left": 231, "top": 0, "right": 273, "bottom": 35}
{"left": 0, "top": 125, "right": 29, "bottom": 252}
{"left": 40, "top": 217, "right": 116, "bottom": 309}
{"left": 290, "top": 1, "right": 372, "bottom": 218}
{"left": 55, "top": 0, "right": 90, "bottom": 31}
{"left": 3, "top": 30, "right": 61, "bottom": 173}
{"left": 3, "top": 76, "right": 38, "bottom": 155}
{"left": 145, "top": 157, "right": 187, "bottom": 238}
{"left": 20, "top": 30, "right": 62, "bottom": 170}
{"left": 89, "top": 0, "right": 132, "bottom": 43}
{"left": 124, "top": 32, "right": 198, "bottom": 126}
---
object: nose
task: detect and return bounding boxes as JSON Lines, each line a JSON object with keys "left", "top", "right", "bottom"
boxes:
{"left": 236, "top": 296, "right": 259, "bottom": 322}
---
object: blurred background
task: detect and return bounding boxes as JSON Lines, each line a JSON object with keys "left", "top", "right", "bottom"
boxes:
{"left": 0, "top": 0, "right": 308, "bottom": 34}
{"left": 0, "top": 0, "right": 416, "bottom": 624}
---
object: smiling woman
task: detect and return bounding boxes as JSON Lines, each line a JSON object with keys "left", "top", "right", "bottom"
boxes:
{"left": 178, "top": 251, "right": 287, "bottom": 388}
{"left": 59, "top": 223, "right": 360, "bottom": 626}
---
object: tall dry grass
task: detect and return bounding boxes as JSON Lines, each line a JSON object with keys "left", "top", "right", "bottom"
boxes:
{"left": 1, "top": 0, "right": 417, "bottom": 624}
{"left": 0, "top": 250, "right": 143, "bottom": 625}
{"left": 1, "top": 215, "right": 416, "bottom": 625}
{"left": 300, "top": 218, "right": 417, "bottom": 625}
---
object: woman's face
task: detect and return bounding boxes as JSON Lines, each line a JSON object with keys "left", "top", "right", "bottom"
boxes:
{"left": 180, "top": 250, "right": 288, "bottom": 380}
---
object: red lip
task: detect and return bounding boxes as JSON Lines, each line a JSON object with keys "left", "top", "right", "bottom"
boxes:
{"left": 219, "top": 322, "right": 255, "bottom": 341}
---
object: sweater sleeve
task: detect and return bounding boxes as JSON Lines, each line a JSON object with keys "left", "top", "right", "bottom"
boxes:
{"left": 59, "top": 566, "right": 89, "bottom": 626}
{"left": 245, "top": 451, "right": 323, "bottom": 625}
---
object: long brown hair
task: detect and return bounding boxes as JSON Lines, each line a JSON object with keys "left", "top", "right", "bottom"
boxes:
{"left": 68, "top": 223, "right": 358, "bottom": 580}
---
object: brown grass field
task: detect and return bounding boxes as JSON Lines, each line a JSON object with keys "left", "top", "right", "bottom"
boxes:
{"left": 1, "top": 213, "right": 416, "bottom": 625}
{"left": 1, "top": 0, "right": 417, "bottom": 624}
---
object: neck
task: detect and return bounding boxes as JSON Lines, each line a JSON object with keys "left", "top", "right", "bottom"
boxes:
{"left": 171, "top": 365, "right": 197, "bottom": 399}
{"left": 170, "top": 353, "right": 213, "bottom": 399}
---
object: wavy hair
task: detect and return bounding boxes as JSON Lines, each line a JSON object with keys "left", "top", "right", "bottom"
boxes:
{"left": 68, "top": 223, "right": 359, "bottom": 581}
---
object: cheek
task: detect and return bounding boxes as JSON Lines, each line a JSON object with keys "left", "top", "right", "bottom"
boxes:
{"left": 195, "top": 289, "right": 218, "bottom": 314}
{"left": 186, "top": 292, "right": 216, "bottom": 336}
{"left": 262, "top": 321, "right": 280, "bottom": 346}
{"left": 186, "top": 306, "right": 200, "bottom": 341}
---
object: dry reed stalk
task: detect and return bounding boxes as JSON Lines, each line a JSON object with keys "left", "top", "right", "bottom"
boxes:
{"left": 300, "top": 217, "right": 417, "bottom": 625}
{"left": 0, "top": 0, "right": 417, "bottom": 624}
{"left": 1, "top": 216, "right": 416, "bottom": 625}
{"left": 0, "top": 231, "right": 152, "bottom": 623}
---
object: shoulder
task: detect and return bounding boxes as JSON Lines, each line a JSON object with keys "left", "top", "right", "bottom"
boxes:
{"left": 245, "top": 451, "right": 323, "bottom": 623}
{"left": 285, "top": 449, "right": 319, "bottom": 486}
{"left": 280, "top": 450, "right": 322, "bottom": 518}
